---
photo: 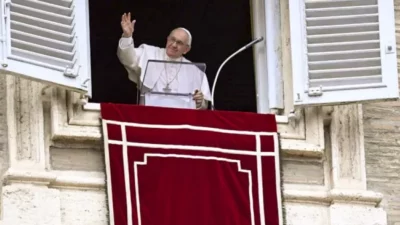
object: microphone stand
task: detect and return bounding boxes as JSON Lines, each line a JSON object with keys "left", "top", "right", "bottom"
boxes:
{"left": 210, "top": 37, "right": 264, "bottom": 110}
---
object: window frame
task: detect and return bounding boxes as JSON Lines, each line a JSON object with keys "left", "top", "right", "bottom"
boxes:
{"left": 51, "top": 0, "right": 325, "bottom": 158}
{"left": 84, "top": 0, "right": 283, "bottom": 114}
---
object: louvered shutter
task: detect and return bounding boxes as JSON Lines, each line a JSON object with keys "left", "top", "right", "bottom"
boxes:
{"left": 289, "top": 0, "right": 398, "bottom": 106}
{"left": 0, "top": 0, "right": 91, "bottom": 94}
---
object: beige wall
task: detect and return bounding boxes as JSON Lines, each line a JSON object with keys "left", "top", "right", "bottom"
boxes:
{"left": 363, "top": 1, "right": 400, "bottom": 225}
{"left": 364, "top": 101, "right": 400, "bottom": 225}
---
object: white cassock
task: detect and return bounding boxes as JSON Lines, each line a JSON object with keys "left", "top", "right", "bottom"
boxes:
{"left": 117, "top": 37, "right": 211, "bottom": 109}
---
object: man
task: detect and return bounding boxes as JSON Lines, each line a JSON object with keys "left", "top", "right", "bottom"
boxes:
{"left": 117, "top": 12, "right": 211, "bottom": 109}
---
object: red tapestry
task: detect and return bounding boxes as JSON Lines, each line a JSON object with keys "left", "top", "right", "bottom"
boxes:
{"left": 101, "top": 103, "right": 283, "bottom": 225}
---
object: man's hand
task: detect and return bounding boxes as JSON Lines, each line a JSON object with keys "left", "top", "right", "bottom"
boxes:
{"left": 193, "top": 90, "right": 205, "bottom": 109}
{"left": 121, "top": 12, "right": 135, "bottom": 38}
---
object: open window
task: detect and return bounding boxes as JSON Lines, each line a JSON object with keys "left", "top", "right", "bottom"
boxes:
{"left": 289, "top": 0, "right": 398, "bottom": 106}
{"left": 0, "top": 0, "right": 280, "bottom": 114}
{"left": 46, "top": 0, "right": 322, "bottom": 154}
{"left": 0, "top": 0, "right": 91, "bottom": 94}
{"left": 1, "top": 0, "right": 398, "bottom": 114}
{"left": 88, "top": 0, "right": 258, "bottom": 112}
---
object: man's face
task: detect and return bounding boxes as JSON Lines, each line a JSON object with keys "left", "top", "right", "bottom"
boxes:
{"left": 165, "top": 29, "right": 191, "bottom": 59}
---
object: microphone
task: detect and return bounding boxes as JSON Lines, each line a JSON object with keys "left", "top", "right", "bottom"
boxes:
{"left": 210, "top": 37, "right": 264, "bottom": 110}
{"left": 242, "top": 37, "right": 264, "bottom": 51}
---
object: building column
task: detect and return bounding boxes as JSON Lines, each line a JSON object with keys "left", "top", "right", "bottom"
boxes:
{"left": 329, "top": 104, "right": 386, "bottom": 225}
{"left": 330, "top": 104, "right": 366, "bottom": 190}
{"left": 1, "top": 76, "right": 60, "bottom": 225}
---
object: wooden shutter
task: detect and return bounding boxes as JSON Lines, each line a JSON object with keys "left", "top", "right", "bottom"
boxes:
{"left": 0, "top": 0, "right": 91, "bottom": 94}
{"left": 289, "top": 0, "right": 398, "bottom": 106}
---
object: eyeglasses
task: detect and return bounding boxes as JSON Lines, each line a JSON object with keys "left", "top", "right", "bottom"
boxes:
{"left": 167, "top": 36, "right": 188, "bottom": 47}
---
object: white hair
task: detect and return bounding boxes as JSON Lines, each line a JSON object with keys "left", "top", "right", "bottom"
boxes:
{"left": 171, "top": 27, "right": 192, "bottom": 46}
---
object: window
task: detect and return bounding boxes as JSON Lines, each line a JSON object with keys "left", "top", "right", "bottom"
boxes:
{"left": 0, "top": 0, "right": 398, "bottom": 113}
{"left": 88, "top": 0, "right": 258, "bottom": 112}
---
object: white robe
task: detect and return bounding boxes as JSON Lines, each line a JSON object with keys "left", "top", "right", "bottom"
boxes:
{"left": 117, "top": 37, "right": 211, "bottom": 109}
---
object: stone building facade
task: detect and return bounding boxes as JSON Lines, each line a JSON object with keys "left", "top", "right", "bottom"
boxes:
{"left": 0, "top": 0, "right": 399, "bottom": 225}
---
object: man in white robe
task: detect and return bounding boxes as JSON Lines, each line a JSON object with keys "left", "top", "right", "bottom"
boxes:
{"left": 117, "top": 12, "right": 211, "bottom": 109}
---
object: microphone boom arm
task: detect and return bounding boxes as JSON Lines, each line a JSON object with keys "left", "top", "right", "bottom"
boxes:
{"left": 210, "top": 37, "right": 264, "bottom": 110}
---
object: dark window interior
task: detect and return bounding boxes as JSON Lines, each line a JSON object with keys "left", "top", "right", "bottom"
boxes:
{"left": 89, "top": 0, "right": 256, "bottom": 112}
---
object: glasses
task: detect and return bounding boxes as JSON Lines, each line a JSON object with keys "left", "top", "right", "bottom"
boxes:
{"left": 167, "top": 36, "right": 188, "bottom": 47}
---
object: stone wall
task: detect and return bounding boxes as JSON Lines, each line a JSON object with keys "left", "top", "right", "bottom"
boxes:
{"left": 0, "top": 0, "right": 395, "bottom": 224}
{"left": 0, "top": 75, "right": 9, "bottom": 219}
{"left": 364, "top": 102, "right": 400, "bottom": 225}
{"left": 363, "top": 1, "right": 400, "bottom": 225}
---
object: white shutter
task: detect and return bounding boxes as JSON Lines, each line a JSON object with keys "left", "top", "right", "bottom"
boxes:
{"left": 0, "top": 0, "right": 91, "bottom": 94}
{"left": 289, "top": 0, "right": 398, "bottom": 106}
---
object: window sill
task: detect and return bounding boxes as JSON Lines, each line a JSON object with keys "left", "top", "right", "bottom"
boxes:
{"left": 51, "top": 92, "right": 324, "bottom": 158}
{"left": 83, "top": 102, "right": 290, "bottom": 123}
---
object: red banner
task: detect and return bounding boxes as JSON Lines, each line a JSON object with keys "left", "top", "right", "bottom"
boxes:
{"left": 101, "top": 103, "right": 283, "bottom": 225}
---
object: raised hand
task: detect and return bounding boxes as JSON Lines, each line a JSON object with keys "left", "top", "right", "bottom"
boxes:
{"left": 121, "top": 12, "right": 135, "bottom": 37}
